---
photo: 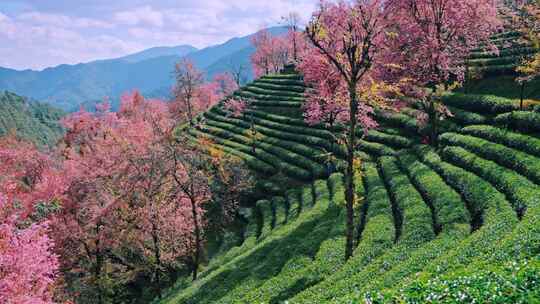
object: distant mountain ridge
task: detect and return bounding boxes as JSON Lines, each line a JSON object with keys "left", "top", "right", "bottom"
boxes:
{"left": 117, "top": 45, "right": 198, "bottom": 63}
{"left": 0, "top": 27, "right": 287, "bottom": 112}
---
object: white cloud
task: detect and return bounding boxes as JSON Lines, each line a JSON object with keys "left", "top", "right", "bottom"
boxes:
{"left": 114, "top": 6, "right": 164, "bottom": 27}
{"left": 1, "top": 0, "right": 319, "bottom": 70}
{"left": 17, "top": 11, "right": 114, "bottom": 28}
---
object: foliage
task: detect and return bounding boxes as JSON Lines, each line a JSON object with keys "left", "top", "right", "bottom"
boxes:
{"left": 0, "top": 196, "right": 59, "bottom": 304}
{"left": 0, "top": 91, "right": 65, "bottom": 147}
{"left": 385, "top": 0, "right": 501, "bottom": 144}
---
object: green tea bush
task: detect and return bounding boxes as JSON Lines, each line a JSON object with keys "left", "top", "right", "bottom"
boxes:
{"left": 289, "top": 163, "right": 395, "bottom": 303}
{"left": 251, "top": 81, "right": 305, "bottom": 93}
{"left": 461, "top": 125, "right": 540, "bottom": 158}
{"left": 441, "top": 93, "right": 517, "bottom": 114}
{"left": 187, "top": 131, "right": 276, "bottom": 175}
{"left": 441, "top": 145, "right": 540, "bottom": 216}
{"left": 446, "top": 106, "right": 488, "bottom": 125}
{"left": 368, "top": 259, "right": 540, "bottom": 304}
{"left": 365, "top": 130, "right": 414, "bottom": 149}
{"left": 494, "top": 111, "right": 540, "bottom": 134}
{"left": 440, "top": 132, "right": 540, "bottom": 184}
{"left": 398, "top": 152, "right": 470, "bottom": 233}
{"left": 378, "top": 156, "right": 435, "bottom": 246}
{"left": 286, "top": 189, "right": 302, "bottom": 220}
{"left": 357, "top": 140, "right": 396, "bottom": 157}
{"left": 244, "top": 85, "right": 305, "bottom": 98}
{"left": 256, "top": 200, "right": 273, "bottom": 239}
{"left": 301, "top": 185, "right": 314, "bottom": 209}
{"left": 199, "top": 124, "right": 317, "bottom": 180}
{"left": 272, "top": 196, "right": 288, "bottom": 227}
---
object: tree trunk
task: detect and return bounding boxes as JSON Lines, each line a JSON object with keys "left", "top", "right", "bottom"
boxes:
{"left": 520, "top": 81, "right": 526, "bottom": 110}
{"left": 428, "top": 96, "right": 438, "bottom": 147}
{"left": 344, "top": 83, "right": 358, "bottom": 261}
{"left": 95, "top": 222, "right": 104, "bottom": 304}
{"left": 293, "top": 34, "right": 298, "bottom": 62}
{"left": 151, "top": 219, "right": 162, "bottom": 299}
{"left": 186, "top": 97, "right": 194, "bottom": 126}
{"left": 190, "top": 192, "right": 201, "bottom": 281}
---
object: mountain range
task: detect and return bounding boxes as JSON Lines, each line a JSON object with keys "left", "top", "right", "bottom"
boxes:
{"left": 0, "top": 27, "right": 286, "bottom": 112}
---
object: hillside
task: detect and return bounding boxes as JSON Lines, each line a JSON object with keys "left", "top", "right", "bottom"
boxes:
{"left": 0, "top": 91, "right": 65, "bottom": 146}
{"left": 157, "top": 34, "right": 540, "bottom": 303}
{"left": 0, "top": 27, "right": 286, "bottom": 112}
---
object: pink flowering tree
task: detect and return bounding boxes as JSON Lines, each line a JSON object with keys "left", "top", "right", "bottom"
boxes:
{"left": 386, "top": 0, "right": 501, "bottom": 145}
{"left": 0, "top": 135, "right": 67, "bottom": 302}
{"left": 251, "top": 29, "right": 293, "bottom": 77}
{"left": 172, "top": 59, "right": 205, "bottom": 125}
{"left": 57, "top": 92, "right": 206, "bottom": 301}
{"left": 300, "top": 0, "right": 397, "bottom": 260}
{"left": 0, "top": 193, "right": 59, "bottom": 304}
{"left": 172, "top": 61, "right": 238, "bottom": 125}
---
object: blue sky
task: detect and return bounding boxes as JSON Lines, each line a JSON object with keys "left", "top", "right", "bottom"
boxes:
{"left": 0, "top": 0, "right": 317, "bottom": 70}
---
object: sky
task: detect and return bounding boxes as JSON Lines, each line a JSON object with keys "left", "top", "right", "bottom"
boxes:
{"left": 0, "top": 0, "right": 317, "bottom": 71}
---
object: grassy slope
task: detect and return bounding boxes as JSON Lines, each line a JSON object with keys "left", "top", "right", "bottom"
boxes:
{"left": 160, "top": 35, "right": 540, "bottom": 303}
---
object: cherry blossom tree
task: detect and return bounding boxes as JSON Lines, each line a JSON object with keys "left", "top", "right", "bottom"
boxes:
{"left": 386, "top": 0, "right": 501, "bottom": 144}
{"left": 0, "top": 137, "right": 62, "bottom": 304}
{"left": 251, "top": 29, "right": 292, "bottom": 77}
{"left": 0, "top": 193, "right": 59, "bottom": 304}
{"left": 282, "top": 12, "right": 302, "bottom": 61}
{"left": 172, "top": 59, "right": 205, "bottom": 125}
{"left": 300, "top": 0, "right": 395, "bottom": 260}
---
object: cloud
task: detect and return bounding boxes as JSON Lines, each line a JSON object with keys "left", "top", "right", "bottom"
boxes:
{"left": 17, "top": 12, "right": 114, "bottom": 28}
{"left": 114, "top": 6, "right": 164, "bottom": 27}
{"left": 1, "top": 0, "right": 319, "bottom": 70}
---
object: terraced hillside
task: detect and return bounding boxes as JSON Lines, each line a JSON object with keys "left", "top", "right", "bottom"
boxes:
{"left": 160, "top": 63, "right": 540, "bottom": 303}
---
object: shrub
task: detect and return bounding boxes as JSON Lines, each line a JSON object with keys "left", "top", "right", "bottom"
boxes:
{"left": 440, "top": 132, "right": 540, "bottom": 185}
{"left": 441, "top": 93, "right": 517, "bottom": 114}
{"left": 286, "top": 189, "right": 302, "bottom": 219}
{"left": 357, "top": 140, "right": 396, "bottom": 157}
{"left": 244, "top": 85, "right": 305, "bottom": 98}
{"left": 494, "top": 111, "right": 540, "bottom": 134}
{"left": 441, "top": 145, "right": 540, "bottom": 216}
{"left": 378, "top": 156, "right": 435, "bottom": 246}
{"left": 187, "top": 130, "right": 277, "bottom": 176}
{"left": 236, "top": 89, "right": 304, "bottom": 103}
{"left": 199, "top": 124, "right": 316, "bottom": 180}
{"left": 272, "top": 196, "right": 288, "bottom": 227}
{"left": 256, "top": 200, "right": 273, "bottom": 239}
{"left": 468, "top": 55, "right": 522, "bottom": 67}
{"left": 461, "top": 125, "right": 540, "bottom": 158}
{"left": 469, "top": 46, "right": 536, "bottom": 59}
{"left": 251, "top": 81, "right": 305, "bottom": 93}
{"left": 446, "top": 106, "right": 488, "bottom": 125}
{"left": 368, "top": 259, "right": 540, "bottom": 304}
{"left": 365, "top": 130, "right": 414, "bottom": 149}
{"left": 289, "top": 162, "right": 395, "bottom": 303}
{"left": 398, "top": 152, "right": 470, "bottom": 233}
{"left": 204, "top": 115, "right": 328, "bottom": 165}
{"left": 374, "top": 110, "right": 421, "bottom": 134}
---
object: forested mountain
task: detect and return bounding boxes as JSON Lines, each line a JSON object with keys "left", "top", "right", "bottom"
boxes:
{"left": 0, "top": 91, "right": 65, "bottom": 146}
